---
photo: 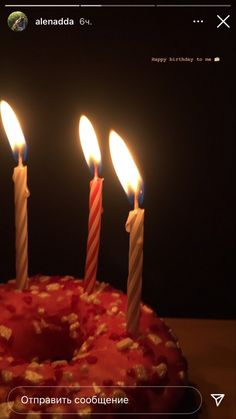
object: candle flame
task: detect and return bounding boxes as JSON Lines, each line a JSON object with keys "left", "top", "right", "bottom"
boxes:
{"left": 109, "top": 130, "right": 143, "bottom": 200}
{"left": 79, "top": 115, "right": 101, "bottom": 172}
{"left": 0, "top": 101, "right": 26, "bottom": 157}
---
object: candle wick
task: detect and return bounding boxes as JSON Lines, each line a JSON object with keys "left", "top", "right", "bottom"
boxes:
{"left": 18, "top": 150, "right": 23, "bottom": 166}
{"left": 134, "top": 192, "right": 139, "bottom": 210}
{"left": 94, "top": 164, "right": 98, "bottom": 179}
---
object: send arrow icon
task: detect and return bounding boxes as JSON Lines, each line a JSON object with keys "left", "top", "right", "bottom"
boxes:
{"left": 211, "top": 394, "right": 225, "bottom": 407}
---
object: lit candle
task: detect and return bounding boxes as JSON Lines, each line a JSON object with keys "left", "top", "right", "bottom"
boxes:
{"left": 0, "top": 101, "right": 30, "bottom": 290}
{"left": 79, "top": 115, "right": 103, "bottom": 294}
{"left": 109, "top": 130, "right": 144, "bottom": 336}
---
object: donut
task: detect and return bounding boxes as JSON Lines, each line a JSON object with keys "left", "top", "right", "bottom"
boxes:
{"left": 0, "top": 275, "right": 187, "bottom": 418}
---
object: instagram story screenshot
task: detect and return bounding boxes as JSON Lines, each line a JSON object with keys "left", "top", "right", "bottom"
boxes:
{"left": 0, "top": 0, "right": 234, "bottom": 418}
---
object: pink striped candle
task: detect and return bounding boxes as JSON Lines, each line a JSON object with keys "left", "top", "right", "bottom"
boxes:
{"left": 109, "top": 130, "right": 144, "bottom": 336}
{"left": 79, "top": 115, "right": 103, "bottom": 294}
{"left": 84, "top": 172, "right": 103, "bottom": 293}
{"left": 0, "top": 101, "right": 30, "bottom": 290}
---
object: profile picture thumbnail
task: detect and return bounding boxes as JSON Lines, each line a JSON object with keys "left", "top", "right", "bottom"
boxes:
{"left": 7, "top": 11, "right": 28, "bottom": 32}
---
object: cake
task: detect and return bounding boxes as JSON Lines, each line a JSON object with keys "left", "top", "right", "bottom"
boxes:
{"left": 0, "top": 275, "right": 187, "bottom": 418}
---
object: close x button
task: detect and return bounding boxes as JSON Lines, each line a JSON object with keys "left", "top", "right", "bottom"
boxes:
{"left": 217, "top": 15, "right": 230, "bottom": 29}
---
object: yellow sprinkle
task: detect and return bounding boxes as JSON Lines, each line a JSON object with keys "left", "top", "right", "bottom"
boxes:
{"left": 1, "top": 370, "right": 13, "bottom": 382}
{"left": 52, "top": 360, "right": 68, "bottom": 367}
{"left": 30, "top": 285, "right": 39, "bottom": 290}
{"left": 32, "top": 321, "right": 42, "bottom": 334}
{"left": 116, "top": 337, "right": 133, "bottom": 351}
{"left": 111, "top": 306, "right": 119, "bottom": 314}
{"left": 61, "top": 276, "right": 72, "bottom": 282}
{"left": 110, "top": 300, "right": 122, "bottom": 307}
{"left": 61, "top": 316, "right": 68, "bottom": 323}
{"left": 69, "top": 321, "right": 80, "bottom": 331}
{"left": 0, "top": 402, "right": 14, "bottom": 418}
{"left": 147, "top": 333, "right": 162, "bottom": 345}
{"left": 165, "top": 340, "right": 177, "bottom": 349}
{"left": 24, "top": 370, "right": 43, "bottom": 384}
{"left": 37, "top": 307, "right": 45, "bottom": 315}
{"left": 0, "top": 325, "right": 12, "bottom": 341}
{"left": 131, "top": 342, "right": 139, "bottom": 350}
{"left": 92, "top": 382, "right": 102, "bottom": 394}
{"left": 67, "top": 313, "right": 78, "bottom": 324}
{"left": 93, "top": 298, "right": 101, "bottom": 305}
{"left": 134, "top": 365, "right": 148, "bottom": 381}
{"left": 142, "top": 304, "right": 153, "bottom": 314}
{"left": 78, "top": 342, "right": 88, "bottom": 354}
{"left": 178, "top": 370, "right": 186, "bottom": 381}
{"left": 46, "top": 283, "right": 60, "bottom": 291}
{"left": 31, "top": 357, "right": 39, "bottom": 363}
{"left": 95, "top": 323, "right": 108, "bottom": 336}
{"left": 38, "top": 292, "right": 50, "bottom": 298}
{"left": 28, "top": 361, "right": 41, "bottom": 369}
{"left": 152, "top": 362, "right": 168, "bottom": 379}
{"left": 39, "top": 275, "right": 50, "bottom": 283}
{"left": 116, "top": 381, "right": 125, "bottom": 386}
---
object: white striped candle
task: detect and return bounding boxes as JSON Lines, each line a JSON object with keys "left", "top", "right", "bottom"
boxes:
{"left": 109, "top": 130, "right": 144, "bottom": 336}
{"left": 126, "top": 205, "right": 144, "bottom": 336}
{"left": 0, "top": 101, "right": 29, "bottom": 290}
{"left": 13, "top": 159, "right": 30, "bottom": 290}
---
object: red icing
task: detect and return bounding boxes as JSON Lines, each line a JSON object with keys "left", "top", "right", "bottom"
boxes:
{"left": 22, "top": 295, "right": 32, "bottom": 305}
{"left": 85, "top": 355, "right": 98, "bottom": 364}
{"left": 0, "top": 276, "right": 188, "bottom": 417}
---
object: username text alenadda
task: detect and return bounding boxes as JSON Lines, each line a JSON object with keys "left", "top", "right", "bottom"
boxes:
{"left": 35, "top": 18, "right": 74, "bottom": 26}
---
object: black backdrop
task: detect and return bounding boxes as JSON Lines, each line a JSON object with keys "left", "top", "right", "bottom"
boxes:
{"left": 0, "top": 3, "right": 234, "bottom": 318}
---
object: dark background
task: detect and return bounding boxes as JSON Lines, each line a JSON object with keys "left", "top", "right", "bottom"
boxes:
{"left": 0, "top": 3, "right": 234, "bottom": 318}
